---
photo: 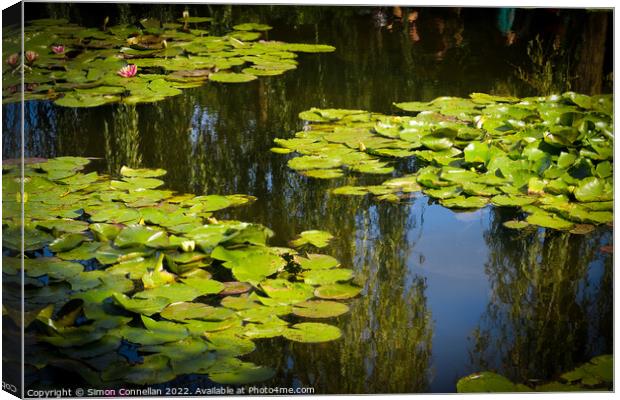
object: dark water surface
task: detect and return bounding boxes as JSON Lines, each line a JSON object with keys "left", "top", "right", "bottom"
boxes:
{"left": 4, "top": 5, "right": 613, "bottom": 394}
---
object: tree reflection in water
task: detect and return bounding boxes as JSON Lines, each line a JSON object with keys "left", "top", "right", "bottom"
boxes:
{"left": 469, "top": 208, "right": 612, "bottom": 385}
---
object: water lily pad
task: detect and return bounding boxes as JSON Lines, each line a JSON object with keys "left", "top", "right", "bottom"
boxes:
{"left": 233, "top": 23, "right": 272, "bottom": 31}
{"left": 212, "top": 246, "right": 286, "bottom": 284}
{"left": 24, "top": 258, "right": 83, "bottom": 280}
{"left": 332, "top": 186, "right": 369, "bottom": 196}
{"left": 290, "top": 230, "right": 334, "bottom": 248}
{"left": 114, "top": 225, "right": 169, "bottom": 248}
{"left": 457, "top": 372, "right": 531, "bottom": 393}
{"left": 503, "top": 220, "right": 530, "bottom": 230}
{"left": 49, "top": 233, "right": 88, "bottom": 253}
{"left": 295, "top": 253, "right": 340, "bottom": 270}
{"left": 220, "top": 281, "right": 252, "bottom": 295}
{"left": 283, "top": 322, "right": 342, "bottom": 343}
{"left": 302, "top": 268, "right": 353, "bottom": 285}
{"left": 259, "top": 279, "right": 314, "bottom": 305}
{"left": 292, "top": 300, "right": 349, "bottom": 318}
{"left": 134, "top": 283, "right": 204, "bottom": 303}
{"left": 574, "top": 177, "right": 613, "bottom": 202}
{"left": 314, "top": 283, "right": 362, "bottom": 300}
{"left": 160, "top": 302, "right": 233, "bottom": 321}
{"left": 439, "top": 196, "right": 489, "bottom": 209}
{"left": 112, "top": 293, "right": 170, "bottom": 316}
{"left": 526, "top": 212, "right": 574, "bottom": 230}
{"left": 89, "top": 223, "right": 122, "bottom": 241}
{"left": 302, "top": 169, "right": 344, "bottom": 179}
{"left": 209, "top": 72, "right": 257, "bottom": 83}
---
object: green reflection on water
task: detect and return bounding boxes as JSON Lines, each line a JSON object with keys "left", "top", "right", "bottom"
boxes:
{"left": 469, "top": 208, "right": 612, "bottom": 384}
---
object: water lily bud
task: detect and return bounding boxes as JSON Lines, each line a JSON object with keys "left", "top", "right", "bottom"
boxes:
{"left": 24, "top": 50, "right": 38, "bottom": 65}
{"left": 181, "top": 240, "right": 195, "bottom": 252}
{"left": 6, "top": 53, "right": 19, "bottom": 67}
{"left": 182, "top": 10, "right": 190, "bottom": 19}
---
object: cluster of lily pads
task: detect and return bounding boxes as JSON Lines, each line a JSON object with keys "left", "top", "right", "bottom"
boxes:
{"left": 457, "top": 354, "right": 613, "bottom": 392}
{"left": 2, "top": 15, "right": 335, "bottom": 107}
{"left": 2, "top": 157, "right": 361, "bottom": 386}
{"left": 272, "top": 92, "right": 613, "bottom": 232}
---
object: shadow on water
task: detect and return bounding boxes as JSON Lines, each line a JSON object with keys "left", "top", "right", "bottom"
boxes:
{"left": 3, "top": 4, "right": 613, "bottom": 394}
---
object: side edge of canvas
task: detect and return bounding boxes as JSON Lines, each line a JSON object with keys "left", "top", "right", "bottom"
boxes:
{"left": 2, "top": 1, "right": 25, "bottom": 399}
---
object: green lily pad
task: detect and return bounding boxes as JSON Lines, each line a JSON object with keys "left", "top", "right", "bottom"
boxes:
{"left": 295, "top": 253, "right": 340, "bottom": 270}
{"left": 48, "top": 233, "right": 88, "bottom": 253}
{"left": 112, "top": 293, "right": 170, "bottom": 316}
{"left": 503, "top": 220, "right": 530, "bottom": 230}
{"left": 259, "top": 279, "right": 314, "bottom": 305}
{"left": 114, "top": 225, "right": 169, "bottom": 248}
{"left": 457, "top": 372, "right": 531, "bottom": 393}
{"left": 302, "top": 169, "right": 344, "bottom": 179}
{"left": 439, "top": 196, "right": 489, "bottom": 209}
{"left": 290, "top": 230, "right": 334, "bottom": 248}
{"left": 233, "top": 23, "right": 272, "bottom": 31}
{"left": 526, "top": 212, "right": 574, "bottom": 230}
{"left": 574, "top": 177, "right": 613, "bottom": 202}
{"left": 210, "top": 72, "right": 257, "bottom": 83}
{"left": 314, "top": 284, "right": 362, "bottom": 300}
{"left": 283, "top": 322, "right": 342, "bottom": 343}
{"left": 302, "top": 268, "right": 353, "bottom": 285}
{"left": 160, "top": 302, "right": 234, "bottom": 321}
{"left": 292, "top": 300, "right": 349, "bottom": 318}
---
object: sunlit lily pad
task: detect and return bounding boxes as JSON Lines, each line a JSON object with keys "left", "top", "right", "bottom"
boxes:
{"left": 314, "top": 283, "right": 362, "bottom": 300}
{"left": 292, "top": 300, "right": 349, "bottom": 318}
{"left": 209, "top": 72, "right": 257, "bottom": 83}
{"left": 503, "top": 220, "right": 530, "bottom": 230}
{"left": 233, "top": 23, "right": 272, "bottom": 31}
{"left": 112, "top": 293, "right": 170, "bottom": 316}
{"left": 160, "top": 302, "right": 234, "bottom": 321}
{"left": 283, "top": 322, "right": 342, "bottom": 343}
{"left": 302, "top": 268, "right": 353, "bottom": 285}
{"left": 457, "top": 372, "right": 531, "bottom": 393}
{"left": 120, "top": 166, "right": 167, "bottom": 178}
{"left": 290, "top": 230, "right": 334, "bottom": 248}
{"left": 295, "top": 253, "right": 340, "bottom": 270}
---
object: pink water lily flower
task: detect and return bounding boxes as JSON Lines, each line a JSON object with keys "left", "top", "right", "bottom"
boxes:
{"left": 117, "top": 64, "right": 137, "bottom": 78}
{"left": 51, "top": 45, "right": 65, "bottom": 54}
{"left": 6, "top": 53, "right": 19, "bottom": 67}
{"left": 25, "top": 50, "right": 38, "bottom": 65}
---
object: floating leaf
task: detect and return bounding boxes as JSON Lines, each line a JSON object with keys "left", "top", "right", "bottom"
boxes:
{"left": 290, "top": 230, "right": 334, "bottom": 248}
{"left": 302, "top": 268, "right": 353, "bottom": 285}
{"left": 114, "top": 225, "right": 169, "bottom": 248}
{"left": 292, "top": 300, "right": 349, "bottom": 318}
{"left": 160, "top": 302, "right": 233, "bottom": 321}
{"left": 232, "top": 23, "right": 272, "bottom": 31}
{"left": 526, "top": 212, "right": 574, "bottom": 230}
{"left": 295, "top": 253, "right": 340, "bottom": 270}
{"left": 283, "top": 322, "right": 342, "bottom": 343}
{"left": 503, "top": 220, "right": 530, "bottom": 230}
{"left": 574, "top": 177, "right": 613, "bottom": 202}
{"left": 209, "top": 72, "right": 257, "bottom": 83}
{"left": 439, "top": 196, "right": 489, "bottom": 209}
{"left": 112, "top": 293, "right": 170, "bottom": 316}
{"left": 314, "top": 284, "right": 362, "bottom": 300}
{"left": 457, "top": 372, "right": 531, "bottom": 393}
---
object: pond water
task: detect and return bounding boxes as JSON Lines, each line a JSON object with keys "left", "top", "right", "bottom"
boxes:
{"left": 3, "top": 5, "right": 613, "bottom": 394}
